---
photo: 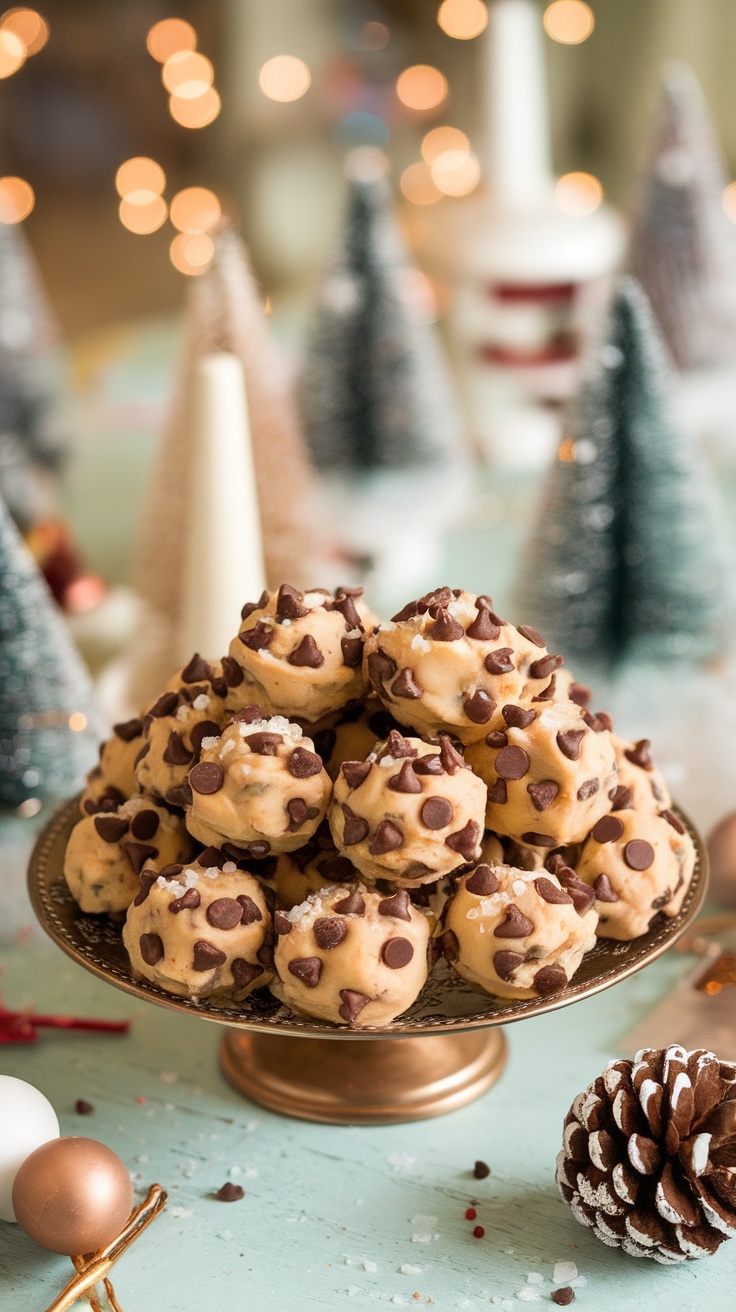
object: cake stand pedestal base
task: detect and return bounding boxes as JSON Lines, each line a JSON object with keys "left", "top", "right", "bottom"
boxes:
{"left": 219, "top": 1028, "right": 508, "bottom": 1124}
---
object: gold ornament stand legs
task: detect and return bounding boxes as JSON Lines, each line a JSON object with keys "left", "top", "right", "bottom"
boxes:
{"left": 219, "top": 1028, "right": 508, "bottom": 1124}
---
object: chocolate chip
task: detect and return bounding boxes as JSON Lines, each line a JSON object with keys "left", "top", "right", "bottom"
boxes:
{"left": 624, "top": 738, "right": 653, "bottom": 770}
{"left": 495, "top": 745, "right": 530, "bottom": 779}
{"left": 484, "top": 648, "right": 515, "bottom": 675}
{"left": 594, "top": 873, "right": 618, "bottom": 902}
{"left": 197, "top": 846, "right": 226, "bottom": 868}
{"left": 139, "top": 932, "right": 164, "bottom": 966}
{"left": 624, "top": 839, "right": 655, "bottom": 870}
{"left": 529, "top": 653, "right": 564, "bottom": 680}
{"left": 342, "top": 804, "right": 369, "bottom": 845}
{"left": 192, "top": 940, "right": 227, "bottom": 971}
{"left": 440, "top": 928, "right": 460, "bottom": 962}
{"left": 334, "top": 889, "right": 365, "bottom": 916}
{"left": 241, "top": 590, "right": 269, "bottom": 621}
{"left": 338, "top": 989, "right": 370, "bottom": 1023}
{"left": 661, "top": 808, "right": 685, "bottom": 835}
{"left": 485, "top": 730, "right": 508, "bottom": 749}
{"left": 494, "top": 904, "right": 534, "bottom": 937}
{"left": 166, "top": 781, "right": 193, "bottom": 808}
{"left": 417, "top": 586, "right": 454, "bottom": 613}
{"left": 466, "top": 865, "right": 500, "bottom": 895}
{"left": 123, "top": 841, "right": 158, "bottom": 874}
{"left": 236, "top": 895, "right": 263, "bottom": 925}
{"left": 534, "top": 877, "right": 572, "bottom": 905}
{"left": 569, "top": 682, "right": 591, "bottom": 708}
{"left": 276, "top": 583, "right": 308, "bottom": 620}
{"left": 385, "top": 730, "right": 417, "bottom": 759}
{"left": 532, "top": 675, "right": 557, "bottom": 703}
{"left": 93, "top": 815, "right": 129, "bottom": 843}
{"left": 551, "top": 1288, "right": 575, "bottom": 1306}
{"left": 275, "top": 911, "right": 293, "bottom": 935}
{"left": 134, "top": 870, "right": 160, "bottom": 906}
{"left": 517, "top": 624, "right": 545, "bottom": 647}
{"left": 609, "top": 784, "right": 633, "bottom": 810}
{"left": 149, "top": 691, "right": 179, "bottom": 718}
{"left": 113, "top": 718, "right": 143, "bottom": 742}
{"left": 333, "top": 592, "right": 363, "bottom": 628}
{"left": 534, "top": 964, "right": 567, "bottom": 995}
{"left": 466, "top": 606, "right": 500, "bottom": 641}
{"left": 493, "top": 950, "right": 524, "bottom": 980}
{"left": 382, "top": 937, "right": 414, "bottom": 969}
{"left": 558, "top": 872, "right": 596, "bottom": 915}
{"left": 314, "top": 917, "right": 347, "bottom": 949}
{"left": 577, "top": 778, "right": 599, "bottom": 802}
{"left": 583, "top": 708, "right": 613, "bottom": 733}
{"left": 231, "top": 706, "right": 264, "bottom": 724}
{"left": 412, "top": 754, "right": 444, "bottom": 775}
{"left": 163, "top": 731, "right": 193, "bottom": 766}
{"left": 239, "top": 621, "right": 273, "bottom": 652}
{"left": 287, "top": 747, "right": 323, "bottom": 778}
{"left": 130, "top": 809, "right": 160, "bottom": 841}
{"left": 463, "top": 690, "right": 495, "bottom": 724}
{"left": 190, "top": 720, "right": 222, "bottom": 758}
{"left": 392, "top": 667, "right": 423, "bottom": 699}
{"left": 556, "top": 728, "right": 586, "bottom": 760}
{"left": 75, "top": 1099, "right": 94, "bottom": 1115}
{"left": 591, "top": 814, "right": 624, "bottom": 844}
{"left": 221, "top": 655, "right": 244, "bottom": 687}
{"left": 389, "top": 760, "right": 422, "bottom": 794}
{"left": 473, "top": 1160, "right": 490, "bottom": 1179}
{"left": 404, "top": 861, "right": 435, "bottom": 880}
{"left": 370, "top": 820, "right": 404, "bottom": 856}
{"left": 288, "top": 956, "right": 322, "bottom": 987}
{"left": 501, "top": 705, "right": 537, "bottom": 729}
{"left": 445, "top": 820, "right": 480, "bottom": 861}
{"left": 189, "top": 761, "right": 224, "bottom": 794}
{"left": 181, "top": 653, "right": 212, "bottom": 683}
{"left": 206, "top": 897, "right": 243, "bottom": 930}
{"left": 246, "top": 732, "right": 282, "bottom": 756}
{"left": 287, "top": 797, "right": 318, "bottom": 831}
{"left": 367, "top": 649, "right": 397, "bottom": 691}
{"left": 439, "top": 735, "right": 466, "bottom": 774}
{"left": 232, "top": 958, "right": 263, "bottom": 988}
{"left": 216, "top": 1182, "right": 244, "bottom": 1202}
{"left": 341, "top": 635, "right": 364, "bottom": 667}
{"left": 421, "top": 797, "right": 454, "bottom": 829}
{"left": 520, "top": 831, "right": 556, "bottom": 847}
{"left": 169, "top": 887, "right": 201, "bottom": 913}
{"left": 428, "top": 608, "right": 465, "bottom": 642}
{"left": 378, "top": 889, "right": 411, "bottom": 920}
{"left": 527, "top": 780, "right": 559, "bottom": 812}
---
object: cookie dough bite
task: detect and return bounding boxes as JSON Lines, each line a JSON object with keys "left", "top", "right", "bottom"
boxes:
{"left": 363, "top": 587, "right": 566, "bottom": 746}
{"left": 79, "top": 717, "right": 145, "bottom": 817}
{"left": 552, "top": 669, "right": 592, "bottom": 710}
{"left": 185, "top": 710, "right": 332, "bottom": 855}
{"left": 442, "top": 862, "right": 598, "bottom": 1000}
{"left": 329, "top": 730, "right": 486, "bottom": 886}
{"left": 466, "top": 701, "right": 617, "bottom": 848}
{"left": 227, "top": 584, "right": 371, "bottom": 724}
{"left": 312, "top": 698, "right": 409, "bottom": 781}
{"left": 272, "top": 883, "right": 430, "bottom": 1027}
{"left": 164, "top": 652, "right": 244, "bottom": 701}
{"left": 609, "top": 735, "right": 671, "bottom": 814}
{"left": 135, "top": 683, "right": 229, "bottom": 806}
{"left": 64, "top": 796, "right": 194, "bottom": 916}
{"left": 123, "top": 859, "right": 274, "bottom": 1000}
{"left": 576, "top": 808, "right": 695, "bottom": 940}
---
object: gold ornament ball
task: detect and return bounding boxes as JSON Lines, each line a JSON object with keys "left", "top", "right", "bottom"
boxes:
{"left": 12, "top": 1137, "right": 134, "bottom": 1255}
{"left": 707, "top": 812, "right": 736, "bottom": 906}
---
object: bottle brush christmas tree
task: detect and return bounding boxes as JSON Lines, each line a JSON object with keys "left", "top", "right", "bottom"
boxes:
{"left": 516, "top": 277, "right": 731, "bottom": 668}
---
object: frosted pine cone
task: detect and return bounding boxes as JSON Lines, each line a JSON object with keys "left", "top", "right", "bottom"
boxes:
{"left": 557, "top": 1044, "right": 736, "bottom": 1263}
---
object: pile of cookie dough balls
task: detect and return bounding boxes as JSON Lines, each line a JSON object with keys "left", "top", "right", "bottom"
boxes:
{"left": 63, "top": 584, "right": 696, "bottom": 1029}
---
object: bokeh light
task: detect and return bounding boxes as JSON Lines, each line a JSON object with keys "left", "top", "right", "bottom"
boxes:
{"left": 421, "top": 125, "right": 470, "bottom": 164}
{"left": 431, "top": 149, "right": 480, "bottom": 196}
{"left": 259, "top": 55, "right": 311, "bottom": 102}
{"left": 170, "top": 231, "right": 215, "bottom": 275}
{"left": 170, "top": 186, "right": 221, "bottom": 234}
{"left": 400, "top": 161, "right": 442, "bottom": 206}
{"left": 118, "top": 195, "right": 167, "bottom": 234}
{"left": 146, "top": 17, "right": 196, "bottom": 63}
{"left": 68, "top": 712, "right": 87, "bottom": 733}
{"left": 162, "top": 49, "right": 213, "bottom": 97}
{"left": 169, "top": 86, "right": 221, "bottom": 128}
{"left": 396, "top": 64, "right": 448, "bottom": 111}
{"left": 555, "top": 171, "right": 603, "bottom": 215}
{"left": 344, "top": 145, "right": 390, "bottom": 181}
{"left": 360, "top": 21, "right": 389, "bottom": 50}
{"left": 0, "top": 175, "right": 34, "bottom": 222}
{"left": 333, "top": 111, "right": 389, "bottom": 149}
{"left": 1, "top": 8, "right": 48, "bottom": 55}
{"left": 437, "top": 0, "right": 488, "bottom": 40}
{"left": 722, "top": 183, "right": 736, "bottom": 223}
{"left": 0, "top": 25, "right": 25, "bottom": 75}
{"left": 115, "top": 157, "right": 165, "bottom": 202}
{"left": 543, "top": 1, "right": 595, "bottom": 44}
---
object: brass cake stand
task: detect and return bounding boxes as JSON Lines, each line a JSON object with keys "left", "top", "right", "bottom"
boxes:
{"left": 28, "top": 799, "right": 707, "bottom": 1125}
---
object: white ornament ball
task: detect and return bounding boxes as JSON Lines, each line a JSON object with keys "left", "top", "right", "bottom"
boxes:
{"left": 0, "top": 1075, "right": 60, "bottom": 1222}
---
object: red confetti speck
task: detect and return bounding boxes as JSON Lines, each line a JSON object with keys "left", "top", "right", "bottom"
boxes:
{"left": 472, "top": 1225, "right": 485, "bottom": 1238}
{"left": 136, "top": 1095, "right": 147, "bottom": 1104}
{"left": 465, "top": 1207, "right": 477, "bottom": 1220}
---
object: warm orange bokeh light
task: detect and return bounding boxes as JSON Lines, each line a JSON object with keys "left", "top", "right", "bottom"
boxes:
{"left": 431, "top": 149, "right": 480, "bottom": 196}
{"left": 555, "top": 171, "right": 603, "bottom": 216}
{"left": 722, "top": 183, "right": 736, "bottom": 224}
{"left": 115, "top": 157, "right": 165, "bottom": 201}
{"left": 0, "top": 175, "right": 34, "bottom": 222}
{"left": 396, "top": 64, "right": 447, "bottom": 112}
{"left": 421, "top": 125, "right": 470, "bottom": 164}
{"left": 170, "top": 231, "right": 215, "bottom": 275}
{"left": 437, "top": 0, "right": 488, "bottom": 40}
{"left": 543, "top": 1, "right": 595, "bottom": 44}
{"left": 0, "top": 25, "right": 24, "bottom": 75}
{"left": 170, "top": 186, "right": 221, "bottom": 234}
{"left": 400, "top": 161, "right": 442, "bottom": 206}
{"left": 168, "top": 86, "right": 221, "bottom": 128}
{"left": 1, "top": 8, "right": 48, "bottom": 55}
{"left": 68, "top": 712, "right": 88, "bottom": 733}
{"left": 259, "top": 54, "right": 311, "bottom": 102}
{"left": 162, "top": 49, "right": 213, "bottom": 98}
{"left": 146, "top": 17, "right": 196, "bottom": 63}
{"left": 119, "top": 195, "right": 167, "bottom": 234}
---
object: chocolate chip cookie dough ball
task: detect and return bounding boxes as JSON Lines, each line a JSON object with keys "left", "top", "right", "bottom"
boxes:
{"left": 576, "top": 808, "right": 695, "bottom": 940}
{"left": 64, "top": 796, "right": 194, "bottom": 916}
{"left": 123, "top": 858, "right": 274, "bottom": 999}
{"left": 165, "top": 652, "right": 246, "bottom": 701}
{"left": 80, "top": 717, "right": 145, "bottom": 817}
{"left": 185, "top": 710, "right": 332, "bottom": 855}
{"left": 466, "top": 701, "right": 617, "bottom": 849}
{"left": 329, "top": 730, "right": 486, "bottom": 886}
{"left": 272, "top": 884, "right": 430, "bottom": 1027}
{"left": 442, "top": 862, "right": 598, "bottom": 1000}
{"left": 227, "top": 584, "right": 371, "bottom": 724}
{"left": 135, "top": 684, "right": 229, "bottom": 807}
{"left": 363, "top": 587, "right": 566, "bottom": 745}
{"left": 609, "top": 735, "right": 672, "bottom": 814}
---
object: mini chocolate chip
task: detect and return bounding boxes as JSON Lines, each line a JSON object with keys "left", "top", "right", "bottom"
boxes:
{"left": 190, "top": 720, "right": 222, "bottom": 757}
{"left": 388, "top": 760, "right": 422, "bottom": 794}
{"left": 556, "top": 728, "right": 586, "bottom": 761}
{"left": 624, "top": 738, "right": 653, "bottom": 770}
{"left": 534, "top": 876, "right": 573, "bottom": 905}
{"left": 221, "top": 655, "right": 244, "bottom": 687}
{"left": 528, "top": 653, "right": 564, "bottom": 680}
{"left": 93, "top": 815, "right": 129, "bottom": 843}
{"left": 594, "top": 873, "right": 619, "bottom": 902}
{"left": 163, "top": 731, "right": 193, "bottom": 766}
{"left": 341, "top": 760, "right": 373, "bottom": 791}
{"left": 534, "top": 964, "right": 567, "bottom": 995}
{"left": 466, "top": 607, "right": 500, "bottom": 641}
{"left": 130, "top": 809, "right": 160, "bottom": 841}
{"left": 428, "top": 608, "right": 464, "bottom": 641}
{"left": 439, "top": 929, "right": 459, "bottom": 963}
{"left": 333, "top": 591, "right": 363, "bottom": 628}
{"left": 189, "top": 761, "right": 225, "bottom": 794}
{"left": 385, "top": 730, "right": 417, "bottom": 759}
{"left": 75, "top": 1099, "right": 94, "bottom": 1115}
{"left": 466, "top": 864, "right": 500, "bottom": 895}
{"left": 502, "top": 705, "right": 537, "bottom": 729}
{"left": 342, "top": 804, "right": 369, "bottom": 846}
{"left": 241, "top": 590, "right": 269, "bottom": 621}
{"left": 557, "top": 872, "right": 596, "bottom": 915}
{"left": 569, "top": 682, "right": 591, "bottom": 707}
{"left": 197, "top": 846, "right": 227, "bottom": 868}
{"left": 134, "top": 871, "right": 160, "bottom": 906}
{"left": 378, "top": 889, "right": 411, "bottom": 920}
{"left": 288, "top": 635, "right": 324, "bottom": 668}
{"left": 494, "top": 904, "right": 534, "bottom": 937}
{"left": 239, "top": 621, "right": 273, "bottom": 651}
{"left": 439, "top": 736, "right": 466, "bottom": 774}
{"left": 412, "top": 754, "right": 444, "bottom": 775}
{"left": 246, "top": 732, "right": 282, "bottom": 756}
{"left": 276, "top": 583, "right": 308, "bottom": 620}
{"left": 527, "top": 780, "right": 559, "bottom": 812}
{"left": 341, "top": 635, "right": 364, "bottom": 667}
{"left": 113, "top": 718, "right": 143, "bottom": 742}
{"left": 583, "top": 709, "right": 613, "bottom": 733}
{"left": 232, "top": 958, "right": 264, "bottom": 989}
{"left": 123, "top": 842, "right": 158, "bottom": 875}
{"left": 463, "top": 690, "right": 495, "bottom": 724}
{"left": 314, "top": 917, "right": 347, "bottom": 949}
{"left": 661, "top": 808, "right": 685, "bottom": 835}
{"left": 288, "top": 957, "right": 322, "bottom": 987}
{"left": 275, "top": 911, "right": 293, "bottom": 935}
{"left": 473, "top": 1160, "right": 490, "bottom": 1179}
{"left": 370, "top": 820, "right": 404, "bottom": 856}
{"left": 382, "top": 937, "right": 414, "bottom": 969}
{"left": 495, "top": 745, "right": 530, "bottom": 779}
{"left": 624, "top": 839, "right": 655, "bottom": 870}
{"left": 207, "top": 897, "right": 243, "bottom": 930}
{"left": 149, "top": 691, "right": 179, "bottom": 718}
{"left": 287, "top": 747, "right": 323, "bottom": 779}
{"left": 520, "top": 832, "right": 556, "bottom": 847}
{"left": 404, "top": 861, "right": 435, "bottom": 880}
{"left": 532, "top": 675, "right": 557, "bottom": 702}
{"left": 367, "top": 649, "right": 398, "bottom": 691}
{"left": 181, "top": 653, "right": 212, "bottom": 683}
{"left": 236, "top": 895, "right": 263, "bottom": 925}
{"left": 231, "top": 706, "right": 264, "bottom": 724}
{"left": 420, "top": 797, "right": 454, "bottom": 829}
{"left": 591, "top": 814, "right": 624, "bottom": 844}
{"left": 287, "top": 797, "right": 318, "bottom": 832}
{"left": 159, "top": 863, "right": 185, "bottom": 878}
{"left": 493, "top": 950, "right": 524, "bottom": 980}
{"left": 445, "top": 820, "right": 480, "bottom": 861}
{"left": 551, "top": 1288, "right": 575, "bottom": 1306}
{"left": 392, "top": 667, "right": 423, "bottom": 699}
{"left": 484, "top": 648, "right": 515, "bottom": 675}
{"left": 169, "top": 887, "right": 201, "bottom": 914}
{"left": 609, "top": 785, "right": 633, "bottom": 810}
{"left": 139, "top": 933, "right": 164, "bottom": 966}
{"left": 338, "top": 989, "right": 370, "bottom": 1023}
{"left": 216, "top": 1182, "right": 245, "bottom": 1202}
{"left": 577, "top": 778, "right": 599, "bottom": 802}
{"left": 517, "top": 624, "right": 544, "bottom": 647}
{"left": 333, "top": 889, "right": 366, "bottom": 916}
{"left": 192, "top": 940, "right": 227, "bottom": 971}
{"left": 391, "top": 599, "right": 420, "bottom": 622}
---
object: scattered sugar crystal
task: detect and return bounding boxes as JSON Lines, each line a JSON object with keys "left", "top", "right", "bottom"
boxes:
{"left": 391, "top": 1298, "right": 407, "bottom": 1306}
{"left": 553, "top": 1262, "right": 577, "bottom": 1284}
{"left": 281, "top": 618, "right": 291, "bottom": 626}
{"left": 515, "top": 1289, "right": 540, "bottom": 1302}
{"left": 526, "top": 1273, "right": 544, "bottom": 1285}
{"left": 303, "top": 591, "right": 327, "bottom": 608}
{"left": 512, "top": 880, "right": 527, "bottom": 896}
{"left": 222, "top": 862, "right": 237, "bottom": 874}
{"left": 170, "top": 1207, "right": 193, "bottom": 1219}
{"left": 410, "top": 634, "right": 431, "bottom": 653}
{"left": 176, "top": 705, "right": 189, "bottom": 722}
{"left": 228, "top": 1165, "right": 242, "bottom": 1177}
{"left": 410, "top": 1215, "right": 437, "bottom": 1226}
{"left": 399, "top": 1264, "right": 421, "bottom": 1275}
{"left": 379, "top": 755, "right": 396, "bottom": 767}
{"left": 362, "top": 1260, "right": 377, "bottom": 1272}
{"left": 504, "top": 1248, "right": 515, "bottom": 1255}
{"left": 387, "top": 1152, "right": 416, "bottom": 1171}
{"left": 192, "top": 694, "right": 210, "bottom": 711}
{"left": 201, "top": 736, "right": 219, "bottom": 751}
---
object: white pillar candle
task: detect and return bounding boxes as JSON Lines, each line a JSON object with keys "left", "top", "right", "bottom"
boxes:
{"left": 482, "top": 0, "right": 553, "bottom": 211}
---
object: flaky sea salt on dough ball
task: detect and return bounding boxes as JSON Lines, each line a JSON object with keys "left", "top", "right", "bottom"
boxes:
{"left": 135, "top": 684, "right": 229, "bottom": 807}
{"left": 363, "top": 587, "right": 565, "bottom": 745}
{"left": 227, "top": 585, "right": 371, "bottom": 724}
{"left": 185, "top": 711, "right": 332, "bottom": 856}
{"left": 123, "top": 859, "right": 274, "bottom": 999}
{"left": 80, "top": 716, "right": 145, "bottom": 817}
{"left": 272, "top": 884, "right": 430, "bottom": 1027}
{"left": 610, "top": 734, "right": 672, "bottom": 814}
{"left": 64, "top": 796, "right": 194, "bottom": 915}
{"left": 466, "top": 701, "right": 617, "bottom": 849}
{"left": 576, "top": 807, "right": 695, "bottom": 940}
{"left": 442, "top": 863, "right": 598, "bottom": 1000}
{"left": 329, "top": 730, "right": 486, "bottom": 886}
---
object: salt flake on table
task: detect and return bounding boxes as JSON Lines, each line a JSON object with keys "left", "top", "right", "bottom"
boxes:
{"left": 553, "top": 1261, "right": 577, "bottom": 1284}
{"left": 399, "top": 1264, "right": 421, "bottom": 1275}
{"left": 526, "top": 1273, "right": 544, "bottom": 1285}
{"left": 362, "top": 1259, "right": 377, "bottom": 1272}
{"left": 387, "top": 1151, "right": 416, "bottom": 1171}
{"left": 515, "top": 1289, "right": 540, "bottom": 1302}
{"left": 170, "top": 1206, "right": 193, "bottom": 1219}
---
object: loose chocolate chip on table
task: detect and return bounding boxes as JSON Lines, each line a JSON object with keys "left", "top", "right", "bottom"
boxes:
{"left": 412, "top": 754, "right": 443, "bottom": 775}
{"left": 466, "top": 865, "right": 500, "bottom": 896}
{"left": 163, "top": 731, "right": 194, "bottom": 766}
{"left": 624, "top": 738, "right": 653, "bottom": 770}
{"left": 661, "top": 808, "right": 686, "bottom": 835}
{"left": 494, "top": 745, "right": 530, "bottom": 780}
{"left": 206, "top": 897, "right": 243, "bottom": 930}
{"left": 287, "top": 747, "right": 323, "bottom": 779}
{"left": 494, "top": 904, "right": 534, "bottom": 938}
{"left": 556, "top": 729, "right": 586, "bottom": 761}
{"left": 534, "top": 877, "right": 572, "bottom": 905}
{"left": 473, "top": 1160, "right": 490, "bottom": 1179}
{"left": 241, "top": 590, "right": 268, "bottom": 621}
{"left": 382, "top": 937, "right": 414, "bottom": 969}
{"left": 189, "top": 762, "right": 225, "bottom": 794}
{"left": 113, "top": 718, "right": 143, "bottom": 741}
{"left": 441, "top": 929, "right": 460, "bottom": 962}
{"left": 231, "top": 959, "right": 263, "bottom": 989}
{"left": 169, "top": 887, "right": 201, "bottom": 914}
{"left": 94, "top": 815, "right": 129, "bottom": 843}
{"left": 378, "top": 889, "right": 411, "bottom": 920}
{"left": 594, "top": 873, "right": 619, "bottom": 902}
{"left": 445, "top": 821, "right": 480, "bottom": 861}
{"left": 370, "top": 820, "right": 404, "bottom": 856}
{"left": 529, "top": 653, "right": 564, "bottom": 680}
{"left": 367, "top": 649, "right": 397, "bottom": 690}
{"left": 484, "top": 648, "right": 515, "bottom": 675}
{"left": 130, "top": 809, "right": 160, "bottom": 841}
{"left": 501, "top": 705, "right": 537, "bottom": 729}
{"left": 341, "top": 635, "right": 364, "bottom": 667}
{"left": 139, "top": 933, "right": 164, "bottom": 966}
{"left": 342, "top": 804, "right": 370, "bottom": 846}
{"left": 75, "top": 1099, "right": 94, "bottom": 1115}
{"left": 334, "top": 889, "right": 366, "bottom": 916}
{"left": 192, "top": 940, "right": 227, "bottom": 971}
{"left": 608, "top": 784, "right": 633, "bottom": 811}
{"left": 493, "top": 950, "right": 524, "bottom": 980}
{"left": 421, "top": 797, "right": 454, "bottom": 829}
{"left": 276, "top": 583, "right": 309, "bottom": 620}
{"left": 624, "top": 839, "right": 655, "bottom": 870}
{"left": 520, "top": 831, "right": 556, "bottom": 848}
{"left": 236, "top": 895, "right": 263, "bottom": 925}
{"left": 577, "top": 778, "right": 599, "bottom": 801}
{"left": 216, "top": 1182, "right": 244, "bottom": 1202}
{"left": 466, "top": 606, "right": 500, "bottom": 641}
{"left": 239, "top": 621, "right": 273, "bottom": 652}
{"left": 123, "top": 842, "right": 159, "bottom": 875}
{"left": 314, "top": 917, "right": 347, "bottom": 950}
{"left": 463, "top": 690, "right": 495, "bottom": 724}
{"left": 534, "top": 964, "right": 568, "bottom": 995}
{"left": 392, "top": 667, "right": 423, "bottom": 699}
{"left": 517, "top": 624, "right": 545, "bottom": 647}
{"left": 388, "top": 760, "right": 422, "bottom": 794}
{"left": 591, "top": 814, "right": 625, "bottom": 844}
{"left": 551, "top": 1289, "right": 575, "bottom": 1306}
{"left": 527, "top": 780, "right": 559, "bottom": 812}
{"left": 338, "top": 990, "right": 371, "bottom": 1024}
